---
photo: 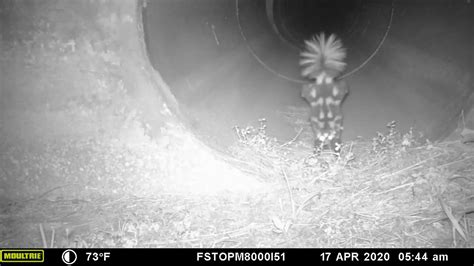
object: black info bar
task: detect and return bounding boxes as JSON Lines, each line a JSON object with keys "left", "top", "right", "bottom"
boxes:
{"left": 0, "top": 248, "right": 472, "bottom": 265}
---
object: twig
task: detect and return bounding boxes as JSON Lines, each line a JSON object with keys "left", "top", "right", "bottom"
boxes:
{"left": 374, "top": 182, "right": 414, "bottom": 196}
{"left": 39, "top": 224, "right": 47, "bottom": 248}
{"left": 24, "top": 184, "right": 71, "bottom": 203}
{"left": 210, "top": 24, "right": 220, "bottom": 46}
{"left": 295, "top": 192, "right": 320, "bottom": 217}
{"left": 279, "top": 128, "right": 304, "bottom": 148}
{"left": 281, "top": 168, "right": 295, "bottom": 218}
{"left": 50, "top": 227, "right": 55, "bottom": 248}
{"left": 439, "top": 198, "right": 468, "bottom": 241}
{"left": 437, "top": 156, "right": 474, "bottom": 169}
{"left": 377, "top": 153, "right": 442, "bottom": 180}
{"left": 100, "top": 195, "right": 129, "bottom": 207}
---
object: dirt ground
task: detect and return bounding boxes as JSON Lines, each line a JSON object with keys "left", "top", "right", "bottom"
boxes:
{"left": 1, "top": 118, "right": 474, "bottom": 248}
{"left": 1, "top": 0, "right": 473, "bottom": 248}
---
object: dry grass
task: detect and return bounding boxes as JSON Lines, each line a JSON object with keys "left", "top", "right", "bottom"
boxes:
{"left": 226, "top": 118, "right": 474, "bottom": 247}
{"left": 1, "top": 117, "right": 473, "bottom": 248}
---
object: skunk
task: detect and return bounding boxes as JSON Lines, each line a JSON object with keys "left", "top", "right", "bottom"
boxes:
{"left": 300, "top": 33, "right": 349, "bottom": 153}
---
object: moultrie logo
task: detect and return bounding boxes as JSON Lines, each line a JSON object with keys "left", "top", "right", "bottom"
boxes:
{"left": 0, "top": 249, "right": 44, "bottom": 263}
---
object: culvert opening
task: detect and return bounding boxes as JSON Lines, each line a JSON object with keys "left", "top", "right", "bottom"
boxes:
{"left": 143, "top": 0, "right": 473, "bottom": 152}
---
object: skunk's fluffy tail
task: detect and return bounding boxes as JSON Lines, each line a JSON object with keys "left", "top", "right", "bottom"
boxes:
{"left": 300, "top": 33, "right": 346, "bottom": 79}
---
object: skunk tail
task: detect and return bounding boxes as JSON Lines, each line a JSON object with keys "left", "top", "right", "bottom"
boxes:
{"left": 300, "top": 33, "right": 347, "bottom": 79}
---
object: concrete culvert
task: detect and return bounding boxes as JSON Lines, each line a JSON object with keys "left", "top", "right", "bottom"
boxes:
{"left": 144, "top": 0, "right": 474, "bottom": 146}
{"left": 1, "top": 0, "right": 473, "bottom": 248}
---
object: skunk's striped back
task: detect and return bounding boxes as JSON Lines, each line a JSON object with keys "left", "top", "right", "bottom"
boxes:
{"left": 301, "top": 76, "right": 348, "bottom": 152}
{"left": 300, "top": 33, "right": 347, "bottom": 79}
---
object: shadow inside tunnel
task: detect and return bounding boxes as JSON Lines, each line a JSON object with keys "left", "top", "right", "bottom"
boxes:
{"left": 143, "top": 0, "right": 474, "bottom": 150}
